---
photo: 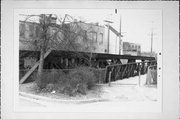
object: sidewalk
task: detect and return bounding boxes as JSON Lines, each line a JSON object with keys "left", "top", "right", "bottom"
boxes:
{"left": 100, "top": 74, "right": 157, "bottom": 101}
{"left": 19, "top": 74, "right": 157, "bottom": 107}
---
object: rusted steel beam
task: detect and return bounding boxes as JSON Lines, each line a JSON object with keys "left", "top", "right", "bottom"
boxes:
{"left": 20, "top": 50, "right": 156, "bottom": 61}
{"left": 128, "top": 64, "right": 134, "bottom": 77}
{"left": 115, "top": 66, "right": 122, "bottom": 80}
{"left": 134, "top": 63, "right": 138, "bottom": 76}
{"left": 104, "top": 66, "right": 108, "bottom": 83}
{"left": 121, "top": 65, "right": 128, "bottom": 79}
{"left": 127, "top": 64, "right": 133, "bottom": 78}
{"left": 119, "top": 66, "right": 124, "bottom": 80}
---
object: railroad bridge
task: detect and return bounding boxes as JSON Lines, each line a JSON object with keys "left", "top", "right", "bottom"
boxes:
{"left": 19, "top": 50, "right": 157, "bottom": 84}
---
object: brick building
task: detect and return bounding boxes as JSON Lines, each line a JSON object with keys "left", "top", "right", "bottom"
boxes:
{"left": 19, "top": 20, "right": 106, "bottom": 53}
{"left": 123, "top": 42, "right": 141, "bottom": 56}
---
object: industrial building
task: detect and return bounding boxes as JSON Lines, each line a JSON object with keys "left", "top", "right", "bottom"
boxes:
{"left": 123, "top": 42, "right": 141, "bottom": 56}
{"left": 19, "top": 20, "right": 106, "bottom": 53}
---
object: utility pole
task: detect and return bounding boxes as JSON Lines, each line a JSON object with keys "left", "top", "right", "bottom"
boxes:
{"left": 119, "top": 15, "right": 122, "bottom": 55}
{"left": 115, "top": 9, "right": 123, "bottom": 55}
{"left": 150, "top": 32, "right": 153, "bottom": 53}
{"left": 107, "top": 24, "right": 110, "bottom": 53}
{"left": 150, "top": 21, "right": 154, "bottom": 54}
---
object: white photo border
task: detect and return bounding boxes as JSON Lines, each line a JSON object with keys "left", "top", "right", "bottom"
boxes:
{"left": 1, "top": 1, "right": 179, "bottom": 119}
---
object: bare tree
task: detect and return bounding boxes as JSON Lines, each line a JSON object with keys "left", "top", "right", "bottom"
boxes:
{"left": 51, "top": 18, "right": 98, "bottom": 67}
{"left": 20, "top": 14, "right": 98, "bottom": 86}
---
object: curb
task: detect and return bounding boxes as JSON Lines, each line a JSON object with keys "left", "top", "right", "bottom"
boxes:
{"left": 19, "top": 92, "right": 109, "bottom": 104}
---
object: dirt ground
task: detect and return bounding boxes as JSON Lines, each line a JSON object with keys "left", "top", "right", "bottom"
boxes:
{"left": 19, "top": 74, "right": 158, "bottom": 102}
{"left": 19, "top": 81, "right": 103, "bottom": 101}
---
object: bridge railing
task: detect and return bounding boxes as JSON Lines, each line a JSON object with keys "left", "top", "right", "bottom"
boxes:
{"left": 104, "top": 60, "right": 157, "bottom": 83}
{"left": 19, "top": 60, "right": 157, "bottom": 84}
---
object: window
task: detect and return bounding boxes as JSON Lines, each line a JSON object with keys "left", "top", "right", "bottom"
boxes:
{"left": 128, "top": 45, "right": 131, "bottom": 50}
{"left": 92, "top": 32, "right": 97, "bottom": 42}
{"left": 88, "top": 32, "right": 92, "bottom": 40}
{"left": 135, "top": 45, "right": 137, "bottom": 49}
{"left": 83, "top": 30, "right": 87, "bottom": 41}
{"left": 77, "top": 35, "right": 83, "bottom": 43}
{"left": 19, "top": 23, "right": 25, "bottom": 37}
{"left": 99, "top": 33, "right": 103, "bottom": 44}
{"left": 132, "top": 45, "right": 134, "bottom": 49}
{"left": 88, "top": 31, "right": 97, "bottom": 43}
{"left": 28, "top": 24, "right": 34, "bottom": 37}
{"left": 35, "top": 26, "right": 41, "bottom": 37}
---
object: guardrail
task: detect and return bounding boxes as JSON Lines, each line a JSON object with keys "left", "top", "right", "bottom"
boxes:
{"left": 19, "top": 60, "right": 157, "bottom": 84}
{"left": 104, "top": 60, "right": 157, "bottom": 83}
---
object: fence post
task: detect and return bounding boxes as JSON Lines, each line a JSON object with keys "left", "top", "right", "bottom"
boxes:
{"left": 146, "top": 67, "right": 151, "bottom": 86}
{"left": 99, "top": 69, "right": 101, "bottom": 84}
{"left": 108, "top": 71, "right": 112, "bottom": 86}
{"left": 104, "top": 66, "right": 108, "bottom": 83}
{"left": 138, "top": 67, "right": 141, "bottom": 87}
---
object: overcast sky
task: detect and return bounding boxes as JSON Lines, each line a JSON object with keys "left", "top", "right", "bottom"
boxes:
{"left": 20, "top": 9, "right": 162, "bottom": 52}
{"left": 61, "top": 9, "right": 162, "bottom": 53}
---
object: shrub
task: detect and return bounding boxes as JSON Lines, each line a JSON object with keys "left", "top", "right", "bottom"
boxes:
{"left": 35, "top": 67, "right": 98, "bottom": 96}
{"left": 69, "top": 67, "right": 97, "bottom": 89}
{"left": 56, "top": 67, "right": 97, "bottom": 96}
{"left": 35, "top": 69, "right": 66, "bottom": 90}
{"left": 92, "top": 69, "right": 106, "bottom": 84}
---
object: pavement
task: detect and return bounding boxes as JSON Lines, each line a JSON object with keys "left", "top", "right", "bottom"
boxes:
{"left": 19, "top": 96, "right": 45, "bottom": 107}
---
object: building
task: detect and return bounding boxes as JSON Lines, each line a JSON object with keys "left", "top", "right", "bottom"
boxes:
{"left": 19, "top": 21, "right": 40, "bottom": 50}
{"left": 67, "top": 21, "right": 106, "bottom": 53}
{"left": 123, "top": 42, "right": 141, "bottom": 56}
{"left": 19, "top": 20, "right": 106, "bottom": 53}
{"left": 19, "top": 18, "right": 108, "bottom": 68}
